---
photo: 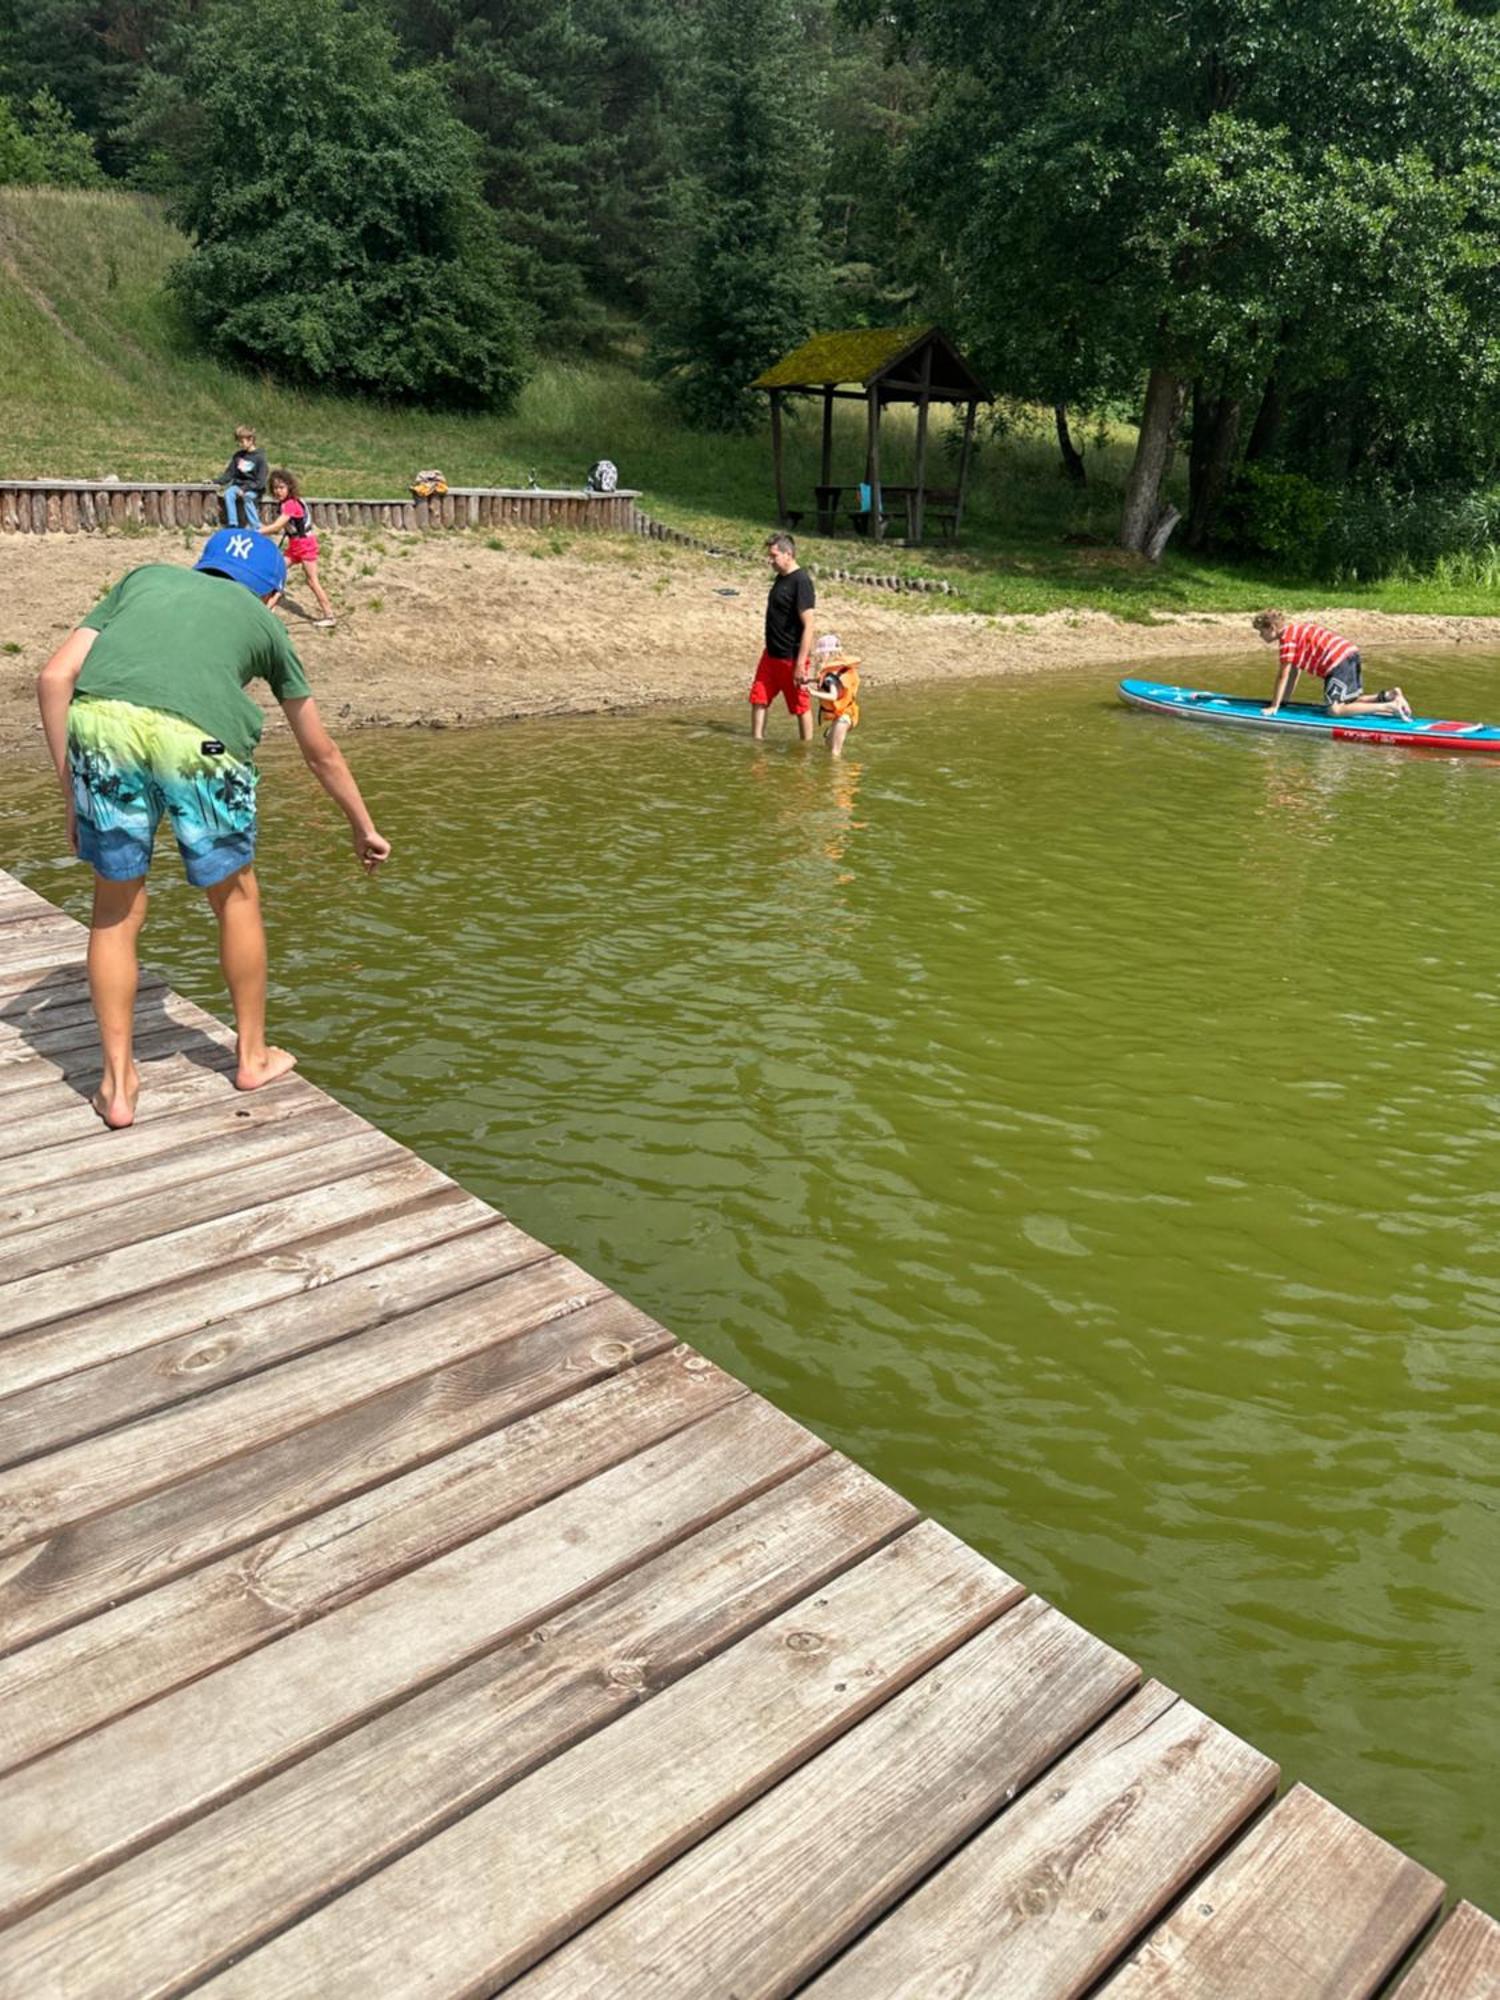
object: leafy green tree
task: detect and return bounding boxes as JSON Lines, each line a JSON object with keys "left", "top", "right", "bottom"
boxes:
{"left": 158, "top": 0, "right": 528, "bottom": 407}
{"left": 0, "top": 88, "right": 105, "bottom": 185}
{"left": 861, "top": 0, "right": 1500, "bottom": 552}
{"left": 648, "top": 0, "right": 832, "bottom": 429}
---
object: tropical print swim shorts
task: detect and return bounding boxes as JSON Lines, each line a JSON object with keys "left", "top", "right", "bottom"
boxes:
{"left": 67, "top": 697, "right": 258, "bottom": 887}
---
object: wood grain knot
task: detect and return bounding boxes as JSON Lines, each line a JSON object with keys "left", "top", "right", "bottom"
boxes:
{"left": 174, "top": 1338, "right": 233, "bottom": 1374}
{"left": 607, "top": 1663, "right": 647, "bottom": 1691}
{"left": 784, "top": 1630, "right": 826, "bottom": 1655}
{"left": 589, "top": 1340, "right": 634, "bottom": 1367}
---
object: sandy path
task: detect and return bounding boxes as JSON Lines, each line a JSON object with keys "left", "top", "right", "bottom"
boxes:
{"left": 5, "top": 527, "right": 1500, "bottom": 755}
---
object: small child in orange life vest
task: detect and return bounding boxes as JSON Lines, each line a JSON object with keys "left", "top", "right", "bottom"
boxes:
{"left": 801, "top": 633, "right": 860, "bottom": 756}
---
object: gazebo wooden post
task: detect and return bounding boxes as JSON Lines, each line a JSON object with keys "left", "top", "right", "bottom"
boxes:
{"left": 953, "top": 397, "right": 979, "bottom": 538}
{"left": 866, "top": 387, "right": 884, "bottom": 542}
{"left": 818, "top": 387, "right": 835, "bottom": 532}
{"left": 770, "top": 390, "right": 789, "bottom": 524}
{"left": 910, "top": 344, "right": 934, "bottom": 545}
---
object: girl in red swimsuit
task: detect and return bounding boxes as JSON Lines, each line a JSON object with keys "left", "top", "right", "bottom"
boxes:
{"left": 263, "top": 469, "right": 336, "bottom": 628}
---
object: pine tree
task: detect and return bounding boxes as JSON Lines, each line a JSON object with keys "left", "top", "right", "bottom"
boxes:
{"left": 648, "top": 0, "right": 831, "bottom": 430}
{"left": 390, "top": 0, "right": 607, "bottom": 337}
{"left": 0, "top": 0, "right": 193, "bottom": 176}
{"left": 389, "top": 0, "right": 698, "bottom": 341}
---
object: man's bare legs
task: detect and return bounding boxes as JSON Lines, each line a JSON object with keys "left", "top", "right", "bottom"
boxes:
{"left": 88, "top": 873, "right": 147, "bottom": 1128}
{"left": 205, "top": 866, "right": 298, "bottom": 1091}
{"left": 750, "top": 703, "right": 815, "bottom": 743}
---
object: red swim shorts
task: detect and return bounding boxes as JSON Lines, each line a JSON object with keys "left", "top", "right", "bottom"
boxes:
{"left": 749, "top": 651, "right": 810, "bottom": 715}
{"left": 286, "top": 535, "right": 320, "bottom": 566}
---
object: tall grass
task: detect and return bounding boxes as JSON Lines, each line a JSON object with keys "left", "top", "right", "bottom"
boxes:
{"left": 3, "top": 188, "right": 1498, "bottom": 617}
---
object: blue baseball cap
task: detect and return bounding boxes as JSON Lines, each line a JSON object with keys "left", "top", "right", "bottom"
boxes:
{"left": 194, "top": 528, "right": 286, "bottom": 596}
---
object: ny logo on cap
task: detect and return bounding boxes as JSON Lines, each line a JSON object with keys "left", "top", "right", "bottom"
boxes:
{"left": 228, "top": 533, "right": 254, "bottom": 560}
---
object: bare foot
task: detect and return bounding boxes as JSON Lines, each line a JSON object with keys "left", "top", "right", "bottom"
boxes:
{"left": 235, "top": 1047, "right": 299, "bottom": 1092}
{"left": 92, "top": 1067, "right": 140, "bottom": 1130}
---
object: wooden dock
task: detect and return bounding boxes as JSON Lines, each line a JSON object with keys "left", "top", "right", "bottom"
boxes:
{"left": 0, "top": 864, "right": 1496, "bottom": 1998}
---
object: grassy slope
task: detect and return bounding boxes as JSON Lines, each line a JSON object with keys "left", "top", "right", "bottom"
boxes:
{"left": 1, "top": 187, "right": 1493, "bottom": 617}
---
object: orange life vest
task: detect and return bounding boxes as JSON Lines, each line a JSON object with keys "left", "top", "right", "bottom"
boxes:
{"left": 813, "top": 658, "right": 860, "bottom": 726}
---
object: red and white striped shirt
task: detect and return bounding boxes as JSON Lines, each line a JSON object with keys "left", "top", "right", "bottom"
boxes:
{"left": 1279, "top": 620, "right": 1357, "bottom": 679}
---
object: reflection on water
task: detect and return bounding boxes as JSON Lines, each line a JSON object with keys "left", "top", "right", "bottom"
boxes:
{"left": 4, "top": 647, "right": 1499, "bottom": 1904}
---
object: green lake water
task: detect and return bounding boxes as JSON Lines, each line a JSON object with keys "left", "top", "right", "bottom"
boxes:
{"left": 4, "top": 652, "right": 1499, "bottom": 1906}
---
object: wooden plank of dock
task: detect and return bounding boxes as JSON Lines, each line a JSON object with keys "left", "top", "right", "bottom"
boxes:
{"left": 0, "top": 865, "right": 1491, "bottom": 1998}
{"left": 1391, "top": 1904, "right": 1500, "bottom": 1999}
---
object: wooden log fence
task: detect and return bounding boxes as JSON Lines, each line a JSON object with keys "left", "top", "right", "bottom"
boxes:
{"left": 0, "top": 478, "right": 961, "bottom": 602}
{"left": 0, "top": 482, "right": 643, "bottom": 537}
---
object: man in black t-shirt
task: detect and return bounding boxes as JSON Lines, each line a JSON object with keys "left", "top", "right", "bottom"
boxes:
{"left": 749, "top": 532, "right": 816, "bottom": 741}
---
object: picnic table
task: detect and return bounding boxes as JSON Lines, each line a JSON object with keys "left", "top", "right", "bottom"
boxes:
{"left": 814, "top": 483, "right": 916, "bottom": 538}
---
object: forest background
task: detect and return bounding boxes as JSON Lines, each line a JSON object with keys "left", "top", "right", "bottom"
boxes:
{"left": 5, "top": 0, "right": 1500, "bottom": 610}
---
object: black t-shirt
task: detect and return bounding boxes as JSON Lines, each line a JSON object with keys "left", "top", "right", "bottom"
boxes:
{"left": 765, "top": 566, "right": 815, "bottom": 659}
{"left": 220, "top": 448, "right": 267, "bottom": 494}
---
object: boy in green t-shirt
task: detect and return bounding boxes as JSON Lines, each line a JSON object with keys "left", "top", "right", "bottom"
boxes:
{"left": 36, "top": 530, "right": 391, "bottom": 1130}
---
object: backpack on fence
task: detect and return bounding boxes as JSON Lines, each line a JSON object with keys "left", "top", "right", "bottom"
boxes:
{"left": 411, "top": 468, "right": 449, "bottom": 498}
{"left": 586, "top": 459, "right": 618, "bottom": 494}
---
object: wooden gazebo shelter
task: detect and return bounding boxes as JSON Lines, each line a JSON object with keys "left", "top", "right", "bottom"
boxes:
{"left": 752, "top": 324, "right": 990, "bottom": 545}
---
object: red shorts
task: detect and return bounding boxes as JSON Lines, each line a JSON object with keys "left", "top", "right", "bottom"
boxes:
{"left": 749, "top": 651, "right": 810, "bottom": 715}
{"left": 286, "top": 535, "right": 319, "bottom": 566}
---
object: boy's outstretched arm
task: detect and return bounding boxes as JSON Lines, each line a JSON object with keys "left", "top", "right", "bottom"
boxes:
{"left": 280, "top": 696, "right": 391, "bottom": 873}
{"left": 37, "top": 628, "right": 98, "bottom": 849}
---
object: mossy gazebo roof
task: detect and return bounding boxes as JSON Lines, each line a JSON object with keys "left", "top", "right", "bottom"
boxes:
{"left": 752, "top": 324, "right": 990, "bottom": 400}
{"left": 753, "top": 325, "right": 990, "bottom": 544}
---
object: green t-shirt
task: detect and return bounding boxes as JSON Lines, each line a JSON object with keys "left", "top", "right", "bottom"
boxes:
{"left": 76, "top": 564, "right": 312, "bottom": 762}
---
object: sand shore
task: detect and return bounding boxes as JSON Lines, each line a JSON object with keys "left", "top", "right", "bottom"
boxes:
{"left": 5, "top": 526, "right": 1500, "bottom": 755}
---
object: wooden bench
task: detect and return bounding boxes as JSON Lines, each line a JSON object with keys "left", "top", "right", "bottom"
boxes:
{"left": 923, "top": 487, "right": 961, "bottom": 542}
{"left": 846, "top": 500, "right": 908, "bottom": 541}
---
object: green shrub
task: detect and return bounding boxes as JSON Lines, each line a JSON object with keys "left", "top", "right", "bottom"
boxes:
{"left": 1223, "top": 466, "right": 1338, "bottom": 565}
{"left": 1318, "top": 483, "right": 1500, "bottom": 583}
{"left": 0, "top": 90, "right": 104, "bottom": 188}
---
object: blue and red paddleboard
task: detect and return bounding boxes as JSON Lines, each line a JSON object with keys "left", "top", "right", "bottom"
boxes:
{"left": 1118, "top": 678, "right": 1500, "bottom": 754}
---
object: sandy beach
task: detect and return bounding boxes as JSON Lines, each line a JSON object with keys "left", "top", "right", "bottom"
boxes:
{"left": 5, "top": 526, "right": 1500, "bottom": 755}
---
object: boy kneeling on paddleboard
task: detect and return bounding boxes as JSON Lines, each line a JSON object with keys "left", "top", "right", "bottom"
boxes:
{"left": 1254, "top": 611, "right": 1412, "bottom": 721}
